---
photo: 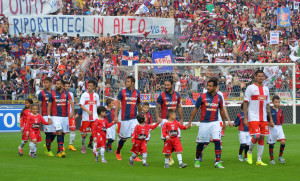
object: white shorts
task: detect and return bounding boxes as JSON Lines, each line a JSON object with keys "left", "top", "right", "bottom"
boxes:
{"left": 239, "top": 131, "right": 251, "bottom": 145}
{"left": 161, "top": 119, "right": 181, "bottom": 140}
{"left": 119, "top": 119, "right": 138, "bottom": 139}
{"left": 267, "top": 125, "right": 285, "bottom": 144}
{"left": 43, "top": 116, "right": 55, "bottom": 133}
{"left": 196, "top": 121, "right": 221, "bottom": 143}
{"left": 52, "top": 116, "right": 69, "bottom": 133}
{"left": 106, "top": 124, "right": 116, "bottom": 140}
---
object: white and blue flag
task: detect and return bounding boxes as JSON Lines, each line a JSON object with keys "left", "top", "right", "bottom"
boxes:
{"left": 122, "top": 51, "right": 139, "bottom": 66}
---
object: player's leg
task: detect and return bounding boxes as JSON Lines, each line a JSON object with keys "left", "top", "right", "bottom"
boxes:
{"left": 247, "top": 121, "right": 260, "bottom": 165}
{"left": 116, "top": 120, "right": 131, "bottom": 159}
{"left": 174, "top": 138, "right": 186, "bottom": 168}
{"left": 195, "top": 123, "right": 210, "bottom": 167}
{"left": 19, "top": 130, "right": 29, "bottom": 156}
{"left": 54, "top": 117, "right": 65, "bottom": 158}
{"left": 211, "top": 122, "right": 224, "bottom": 168}
{"left": 79, "top": 121, "right": 90, "bottom": 153}
{"left": 256, "top": 121, "right": 269, "bottom": 166}
{"left": 244, "top": 133, "right": 251, "bottom": 161}
{"left": 68, "top": 117, "right": 76, "bottom": 151}
{"left": 88, "top": 135, "right": 94, "bottom": 150}
{"left": 29, "top": 140, "right": 37, "bottom": 158}
{"left": 238, "top": 131, "right": 246, "bottom": 161}
{"left": 106, "top": 124, "right": 115, "bottom": 153}
{"left": 129, "top": 141, "right": 139, "bottom": 166}
{"left": 277, "top": 125, "right": 286, "bottom": 164}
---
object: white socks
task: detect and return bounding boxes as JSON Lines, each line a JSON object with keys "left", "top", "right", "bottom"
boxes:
{"left": 69, "top": 131, "right": 75, "bottom": 145}
{"left": 93, "top": 141, "right": 97, "bottom": 152}
{"left": 29, "top": 142, "right": 36, "bottom": 153}
{"left": 142, "top": 153, "right": 147, "bottom": 164}
{"left": 100, "top": 147, "right": 105, "bottom": 161}
{"left": 177, "top": 154, "right": 183, "bottom": 164}
{"left": 257, "top": 144, "right": 264, "bottom": 162}
{"left": 130, "top": 153, "right": 137, "bottom": 160}
{"left": 20, "top": 141, "right": 27, "bottom": 148}
{"left": 165, "top": 158, "right": 169, "bottom": 165}
{"left": 248, "top": 142, "right": 256, "bottom": 154}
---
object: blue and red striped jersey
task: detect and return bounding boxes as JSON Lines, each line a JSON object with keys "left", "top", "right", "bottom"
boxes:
{"left": 142, "top": 111, "right": 153, "bottom": 125}
{"left": 49, "top": 90, "right": 71, "bottom": 117}
{"left": 117, "top": 88, "right": 141, "bottom": 121}
{"left": 234, "top": 112, "right": 249, "bottom": 131}
{"left": 268, "top": 107, "right": 284, "bottom": 125}
{"left": 38, "top": 89, "right": 54, "bottom": 116}
{"left": 105, "top": 108, "right": 115, "bottom": 123}
{"left": 195, "top": 93, "right": 223, "bottom": 122}
{"left": 157, "top": 91, "right": 181, "bottom": 119}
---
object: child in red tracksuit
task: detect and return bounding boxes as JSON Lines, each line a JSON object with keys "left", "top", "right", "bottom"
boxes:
{"left": 162, "top": 109, "right": 188, "bottom": 168}
{"left": 92, "top": 106, "right": 114, "bottom": 163}
{"left": 28, "top": 104, "right": 52, "bottom": 158}
{"left": 18, "top": 98, "right": 33, "bottom": 156}
{"left": 129, "top": 113, "right": 161, "bottom": 166}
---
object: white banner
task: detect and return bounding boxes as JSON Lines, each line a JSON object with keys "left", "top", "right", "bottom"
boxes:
{"left": 270, "top": 32, "right": 279, "bottom": 44}
{"left": 9, "top": 15, "right": 174, "bottom": 38}
{"left": 263, "top": 66, "right": 282, "bottom": 88}
{"left": 0, "top": 0, "right": 61, "bottom": 16}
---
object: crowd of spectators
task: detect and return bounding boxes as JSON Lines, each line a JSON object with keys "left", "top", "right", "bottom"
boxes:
{"left": 0, "top": 0, "right": 300, "bottom": 103}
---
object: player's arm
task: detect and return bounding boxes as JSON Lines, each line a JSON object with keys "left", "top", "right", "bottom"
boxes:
{"left": 47, "top": 96, "right": 52, "bottom": 122}
{"left": 20, "top": 117, "right": 24, "bottom": 133}
{"left": 233, "top": 114, "right": 240, "bottom": 127}
{"left": 224, "top": 106, "right": 232, "bottom": 127}
{"left": 155, "top": 103, "right": 162, "bottom": 124}
{"left": 114, "top": 100, "right": 121, "bottom": 123}
{"left": 162, "top": 123, "right": 169, "bottom": 140}
{"left": 38, "top": 93, "right": 43, "bottom": 115}
{"left": 187, "top": 96, "right": 202, "bottom": 128}
{"left": 177, "top": 121, "right": 187, "bottom": 130}
{"left": 131, "top": 126, "right": 138, "bottom": 143}
{"left": 41, "top": 115, "right": 51, "bottom": 125}
{"left": 281, "top": 111, "right": 284, "bottom": 125}
{"left": 68, "top": 95, "right": 75, "bottom": 118}
{"left": 91, "top": 120, "right": 98, "bottom": 137}
{"left": 243, "top": 101, "right": 249, "bottom": 127}
{"left": 267, "top": 104, "right": 274, "bottom": 127}
{"left": 137, "top": 92, "right": 142, "bottom": 113}
{"left": 220, "top": 107, "right": 226, "bottom": 131}
{"left": 149, "top": 121, "right": 160, "bottom": 130}
{"left": 177, "top": 102, "right": 184, "bottom": 125}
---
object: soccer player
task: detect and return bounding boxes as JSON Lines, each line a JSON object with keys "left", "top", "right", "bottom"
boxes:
{"left": 267, "top": 95, "right": 286, "bottom": 164}
{"left": 233, "top": 102, "right": 251, "bottom": 162}
{"left": 28, "top": 104, "right": 52, "bottom": 158}
{"left": 18, "top": 98, "right": 33, "bottom": 156}
{"left": 199, "top": 77, "right": 233, "bottom": 162}
{"left": 162, "top": 110, "right": 188, "bottom": 168}
{"left": 64, "top": 82, "right": 76, "bottom": 151}
{"left": 105, "top": 98, "right": 115, "bottom": 153}
{"left": 155, "top": 79, "right": 183, "bottom": 165}
{"left": 48, "top": 79, "right": 75, "bottom": 158}
{"left": 79, "top": 80, "right": 100, "bottom": 153}
{"left": 92, "top": 106, "right": 115, "bottom": 163}
{"left": 129, "top": 113, "right": 161, "bottom": 166}
{"left": 114, "top": 76, "right": 142, "bottom": 160}
{"left": 187, "top": 78, "right": 226, "bottom": 168}
{"left": 243, "top": 70, "right": 274, "bottom": 166}
{"left": 38, "top": 77, "right": 56, "bottom": 156}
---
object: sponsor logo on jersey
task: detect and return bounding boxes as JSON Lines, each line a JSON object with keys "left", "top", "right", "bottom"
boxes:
{"left": 166, "top": 101, "right": 178, "bottom": 105}
{"left": 125, "top": 97, "right": 138, "bottom": 101}
{"left": 205, "top": 103, "right": 219, "bottom": 107}
{"left": 258, "top": 95, "right": 267, "bottom": 101}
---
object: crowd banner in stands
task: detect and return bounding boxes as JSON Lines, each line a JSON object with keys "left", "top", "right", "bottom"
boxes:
{"left": 0, "top": 0, "right": 62, "bottom": 16}
{"left": 270, "top": 31, "right": 279, "bottom": 44}
{"left": 0, "top": 109, "right": 21, "bottom": 132}
{"left": 8, "top": 15, "right": 174, "bottom": 38}
{"left": 152, "top": 49, "right": 173, "bottom": 73}
{"left": 277, "top": 7, "right": 291, "bottom": 27}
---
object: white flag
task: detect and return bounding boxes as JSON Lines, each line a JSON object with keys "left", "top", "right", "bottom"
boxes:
{"left": 135, "top": 4, "right": 150, "bottom": 14}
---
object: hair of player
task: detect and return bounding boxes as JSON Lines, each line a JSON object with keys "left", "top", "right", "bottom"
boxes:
{"left": 21, "top": 98, "right": 34, "bottom": 117}
{"left": 207, "top": 78, "right": 218, "bottom": 87}
{"left": 272, "top": 95, "right": 281, "bottom": 102}
{"left": 44, "top": 77, "right": 52, "bottom": 82}
{"left": 240, "top": 102, "right": 244, "bottom": 110}
{"left": 64, "top": 81, "right": 70, "bottom": 85}
{"left": 127, "top": 76, "right": 135, "bottom": 84}
{"left": 106, "top": 98, "right": 114, "bottom": 106}
{"left": 88, "top": 79, "right": 97, "bottom": 86}
{"left": 97, "top": 106, "right": 107, "bottom": 115}
{"left": 31, "top": 103, "right": 39, "bottom": 110}
{"left": 136, "top": 113, "right": 146, "bottom": 124}
{"left": 57, "top": 79, "right": 65, "bottom": 85}
{"left": 167, "top": 109, "right": 176, "bottom": 118}
{"left": 210, "top": 77, "right": 219, "bottom": 83}
{"left": 255, "top": 70, "right": 265, "bottom": 76}
{"left": 142, "top": 102, "right": 150, "bottom": 107}
{"left": 165, "top": 78, "right": 174, "bottom": 85}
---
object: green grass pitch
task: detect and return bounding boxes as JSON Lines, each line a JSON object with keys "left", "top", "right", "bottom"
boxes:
{"left": 1, "top": 125, "right": 300, "bottom": 181}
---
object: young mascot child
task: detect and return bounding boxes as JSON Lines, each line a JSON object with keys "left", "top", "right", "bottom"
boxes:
{"left": 28, "top": 104, "right": 52, "bottom": 158}
{"left": 162, "top": 109, "right": 188, "bottom": 168}
{"left": 92, "top": 106, "right": 114, "bottom": 163}
{"left": 129, "top": 113, "right": 161, "bottom": 166}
